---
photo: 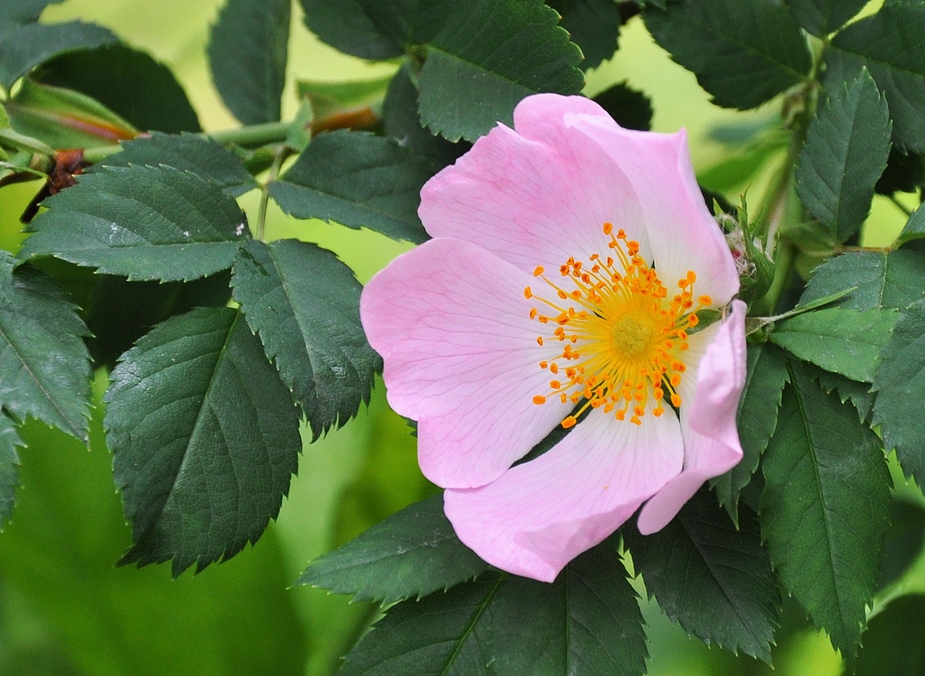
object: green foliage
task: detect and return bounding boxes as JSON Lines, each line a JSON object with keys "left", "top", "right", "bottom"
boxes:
{"left": 626, "top": 491, "right": 780, "bottom": 661}
{"left": 826, "top": 2, "right": 925, "bottom": 153}
{"left": 0, "top": 0, "right": 64, "bottom": 27}
{"left": 208, "top": 0, "right": 290, "bottom": 125}
{"left": 231, "top": 239, "right": 380, "bottom": 438}
{"left": 299, "top": 0, "right": 403, "bottom": 60}
{"left": 770, "top": 308, "right": 897, "bottom": 382}
{"left": 19, "top": 165, "right": 249, "bottom": 282}
{"left": 799, "top": 249, "right": 925, "bottom": 311}
{"left": 873, "top": 298, "right": 925, "bottom": 484}
{"left": 0, "top": 413, "right": 20, "bottom": 528}
{"left": 787, "top": 0, "right": 868, "bottom": 37}
{"left": 761, "top": 364, "right": 891, "bottom": 658}
{"left": 269, "top": 130, "right": 432, "bottom": 243}
{"left": 35, "top": 44, "right": 201, "bottom": 133}
{"left": 418, "top": 0, "right": 584, "bottom": 141}
{"left": 644, "top": 0, "right": 812, "bottom": 110}
{"left": 853, "top": 595, "right": 925, "bottom": 676}
{"left": 98, "top": 132, "right": 256, "bottom": 196}
{"left": 547, "top": 0, "right": 622, "bottom": 70}
{"left": 0, "top": 20, "right": 117, "bottom": 90}
{"left": 105, "top": 307, "right": 301, "bottom": 576}
{"left": 299, "top": 493, "right": 488, "bottom": 603}
{"left": 340, "top": 546, "right": 647, "bottom": 676}
{"left": 713, "top": 342, "right": 789, "bottom": 521}
{"left": 592, "top": 81, "right": 654, "bottom": 131}
{"left": 795, "top": 69, "right": 892, "bottom": 243}
{"left": 0, "top": 252, "right": 90, "bottom": 440}
{"left": 898, "top": 203, "right": 925, "bottom": 247}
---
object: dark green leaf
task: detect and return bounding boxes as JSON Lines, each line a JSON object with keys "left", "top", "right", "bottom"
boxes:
{"left": 0, "top": 412, "right": 21, "bottom": 528}
{"left": 35, "top": 43, "right": 201, "bottom": 133}
{"left": 98, "top": 132, "right": 256, "bottom": 196}
{"left": 548, "top": 0, "right": 621, "bottom": 70}
{"left": 298, "top": 493, "right": 487, "bottom": 603}
{"left": 795, "top": 69, "right": 891, "bottom": 243}
{"left": 644, "top": 0, "right": 811, "bottom": 110}
{"left": 382, "top": 63, "right": 468, "bottom": 170}
{"left": 0, "top": 0, "right": 64, "bottom": 27}
{"left": 298, "top": 0, "right": 404, "bottom": 59}
{"left": 810, "top": 366, "right": 875, "bottom": 424}
{"left": 626, "top": 491, "right": 779, "bottom": 661}
{"left": 0, "top": 253, "right": 90, "bottom": 440}
{"left": 799, "top": 250, "right": 925, "bottom": 311}
{"left": 826, "top": 3, "right": 925, "bottom": 153}
{"left": 712, "top": 342, "right": 788, "bottom": 522}
{"left": 0, "top": 21, "right": 117, "bottom": 90}
{"left": 418, "top": 0, "right": 584, "bottom": 141}
{"left": 876, "top": 500, "right": 925, "bottom": 591}
{"left": 208, "top": 0, "right": 290, "bottom": 124}
{"left": 873, "top": 298, "right": 925, "bottom": 484}
{"left": 340, "top": 546, "right": 647, "bottom": 676}
{"left": 787, "top": 0, "right": 868, "bottom": 37}
{"left": 761, "top": 365, "right": 891, "bottom": 658}
{"left": 853, "top": 595, "right": 925, "bottom": 676}
{"left": 231, "top": 239, "right": 380, "bottom": 437}
{"left": 269, "top": 130, "right": 431, "bottom": 243}
{"left": 875, "top": 148, "right": 925, "bottom": 195}
{"left": 592, "top": 81, "right": 654, "bottom": 131}
{"left": 106, "top": 307, "right": 301, "bottom": 576}
{"left": 898, "top": 202, "right": 925, "bottom": 247}
{"left": 4, "top": 78, "right": 137, "bottom": 149}
{"left": 20, "top": 165, "right": 249, "bottom": 282}
{"left": 770, "top": 308, "right": 897, "bottom": 382}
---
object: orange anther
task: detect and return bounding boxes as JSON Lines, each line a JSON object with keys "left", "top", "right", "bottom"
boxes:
{"left": 534, "top": 266, "right": 545, "bottom": 277}
{"left": 561, "top": 416, "right": 577, "bottom": 429}
{"left": 524, "top": 287, "right": 532, "bottom": 299}
{"left": 533, "top": 395, "right": 546, "bottom": 405}
{"left": 603, "top": 222, "right": 613, "bottom": 235}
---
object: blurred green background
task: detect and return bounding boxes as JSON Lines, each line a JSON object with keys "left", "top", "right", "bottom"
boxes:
{"left": 0, "top": 1, "right": 910, "bottom": 674}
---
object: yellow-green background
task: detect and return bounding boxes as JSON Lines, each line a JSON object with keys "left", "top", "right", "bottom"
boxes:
{"left": 0, "top": 1, "right": 909, "bottom": 673}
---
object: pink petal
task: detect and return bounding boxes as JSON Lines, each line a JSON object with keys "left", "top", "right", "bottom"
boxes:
{"left": 636, "top": 300, "right": 748, "bottom": 534}
{"left": 418, "top": 95, "right": 653, "bottom": 275}
{"left": 566, "top": 114, "right": 740, "bottom": 306}
{"left": 444, "top": 404, "right": 684, "bottom": 582}
{"left": 360, "top": 237, "right": 573, "bottom": 489}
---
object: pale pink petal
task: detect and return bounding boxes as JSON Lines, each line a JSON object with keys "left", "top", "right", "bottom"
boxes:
{"left": 636, "top": 301, "right": 748, "bottom": 534}
{"left": 360, "top": 237, "right": 572, "bottom": 489}
{"left": 444, "top": 404, "right": 684, "bottom": 582}
{"left": 566, "top": 114, "right": 740, "bottom": 306}
{"left": 418, "top": 96, "right": 653, "bottom": 274}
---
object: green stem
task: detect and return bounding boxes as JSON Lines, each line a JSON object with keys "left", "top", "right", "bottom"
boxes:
{"left": 256, "top": 145, "right": 287, "bottom": 241}
{"left": 81, "top": 120, "right": 292, "bottom": 164}
{"left": 751, "top": 239, "right": 797, "bottom": 317}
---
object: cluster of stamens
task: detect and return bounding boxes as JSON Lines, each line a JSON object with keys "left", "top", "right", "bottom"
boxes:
{"left": 524, "top": 223, "right": 712, "bottom": 428}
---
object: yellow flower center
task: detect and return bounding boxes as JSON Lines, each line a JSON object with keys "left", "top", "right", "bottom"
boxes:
{"left": 524, "top": 223, "right": 711, "bottom": 428}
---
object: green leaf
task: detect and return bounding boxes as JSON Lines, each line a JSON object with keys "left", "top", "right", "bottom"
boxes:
{"left": 299, "top": 0, "right": 405, "bottom": 60}
{"left": 795, "top": 69, "right": 891, "bottom": 243}
{"left": 35, "top": 43, "right": 201, "bottom": 133}
{"left": 269, "top": 130, "right": 432, "bottom": 243}
{"left": 298, "top": 493, "right": 487, "bottom": 603}
{"left": 0, "top": 412, "right": 21, "bottom": 528}
{"left": 98, "top": 132, "right": 256, "bottom": 196}
{"left": 854, "top": 595, "right": 925, "bottom": 676}
{"left": 0, "top": 0, "right": 64, "bottom": 27}
{"left": 208, "top": 0, "right": 290, "bottom": 125}
{"left": 625, "top": 491, "right": 779, "bottom": 662}
{"left": 592, "top": 81, "right": 654, "bottom": 131}
{"left": 0, "top": 253, "right": 90, "bottom": 440}
{"left": 898, "top": 202, "right": 925, "bottom": 247}
{"left": 826, "top": 3, "right": 925, "bottom": 153}
{"left": 547, "top": 0, "right": 621, "bottom": 70}
{"left": 106, "top": 307, "right": 301, "bottom": 576}
{"left": 340, "top": 546, "right": 647, "bottom": 676}
{"left": 231, "top": 239, "right": 380, "bottom": 437}
{"left": 4, "top": 78, "right": 137, "bottom": 149}
{"left": 873, "top": 298, "right": 925, "bottom": 484}
{"left": 0, "top": 21, "right": 118, "bottom": 90}
{"left": 418, "top": 0, "right": 584, "bottom": 142}
{"left": 770, "top": 308, "right": 897, "bottom": 382}
{"left": 810, "top": 366, "right": 876, "bottom": 424}
{"left": 382, "top": 63, "right": 466, "bottom": 170}
{"left": 20, "top": 165, "right": 249, "bottom": 282}
{"left": 712, "top": 342, "right": 789, "bottom": 522}
{"left": 787, "top": 0, "right": 868, "bottom": 37}
{"left": 644, "top": 0, "right": 811, "bottom": 110}
{"left": 876, "top": 148, "right": 925, "bottom": 195}
{"left": 761, "top": 364, "right": 891, "bottom": 658}
{"left": 877, "top": 500, "right": 925, "bottom": 591}
{"left": 296, "top": 75, "right": 392, "bottom": 126}
{"left": 800, "top": 250, "right": 925, "bottom": 311}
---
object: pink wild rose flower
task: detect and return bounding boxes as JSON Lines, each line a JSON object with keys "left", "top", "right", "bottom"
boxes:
{"left": 360, "top": 93, "right": 747, "bottom": 583}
